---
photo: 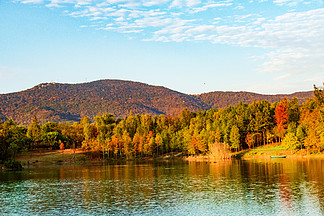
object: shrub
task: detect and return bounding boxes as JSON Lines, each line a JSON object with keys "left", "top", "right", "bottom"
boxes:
{"left": 4, "top": 159, "right": 23, "bottom": 170}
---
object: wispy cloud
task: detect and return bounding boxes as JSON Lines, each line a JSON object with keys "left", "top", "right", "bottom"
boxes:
{"left": 14, "top": 0, "right": 324, "bottom": 81}
{"left": 274, "top": 73, "right": 292, "bottom": 80}
{"left": 19, "top": 0, "right": 44, "bottom": 3}
{"left": 189, "top": 1, "right": 233, "bottom": 13}
{"left": 273, "top": 0, "right": 323, "bottom": 6}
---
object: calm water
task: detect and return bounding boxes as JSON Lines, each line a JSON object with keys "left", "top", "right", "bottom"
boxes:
{"left": 1, "top": 159, "right": 324, "bottom": 215}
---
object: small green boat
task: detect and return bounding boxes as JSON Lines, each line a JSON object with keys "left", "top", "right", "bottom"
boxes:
{"left": 270, "top": 155, "right": 286, "bottom": 159}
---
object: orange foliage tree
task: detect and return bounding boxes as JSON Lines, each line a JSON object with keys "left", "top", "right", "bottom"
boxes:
{"left": 274, "top": 99, "right": 288, "bottom": 142}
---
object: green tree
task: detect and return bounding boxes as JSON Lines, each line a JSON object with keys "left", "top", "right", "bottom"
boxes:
{"left": 0, "top": 120, "right": 30, "bottom": 161}
{"left": 41, "top": 132, "right": 64, "bottom": 149}
{"left": 27, "top": 116, "right": 42, "bottom": 149}
{"left": 248, "top": 100, "right": 273, "bottom": 146}
{"left": 230, "top": 125, "right": 240, "bottom": 151}
{"left": 287, "top": 122, "right": 297, "bottom": 134}
{"left": 296, "top": 124, "right": 307, "bottom": 144}
{"left": 42, "top": 122, "right": 59, "bottom": 133}
{"left": 288, "top": 98, "right": 300, "bottom": 123}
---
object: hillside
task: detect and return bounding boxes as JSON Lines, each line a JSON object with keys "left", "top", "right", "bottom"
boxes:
{"left": 0, "top": 80, "right": 207, "bottom": 125}
{"left": 197, "top": 91, "right": 313, "bottom": 109}
{"left": 0, "top": 79, "right": 313, "bottom": 125}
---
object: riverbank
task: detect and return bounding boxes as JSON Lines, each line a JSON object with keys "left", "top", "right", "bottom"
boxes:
{"left": 15, "top": 149, "right": 92, "bottom": 166}
{"left": 235, "top": 143, "right": 324, "bottom": 159}
{"left": 5, "top": 144, "right": 324, "bottom": 168}
{"left": 182, "top": 144, "right": 324, "bottom": 162}
{"left": 12, "top": 149, "right": 185, "bottom": 167}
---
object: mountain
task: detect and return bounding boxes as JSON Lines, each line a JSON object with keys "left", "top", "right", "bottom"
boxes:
{"left": 196, "top": 91, "right": 313, "bottom": 109}
{"left": 0, "top": 80, "right": 207, "bottom": 125}
{"left": 0, "top": 79, "right": 313, "bottom": 125}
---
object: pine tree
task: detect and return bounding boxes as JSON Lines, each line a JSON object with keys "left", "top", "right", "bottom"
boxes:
{"left": 230, "top": 125, "right": 240, "bottom": 151}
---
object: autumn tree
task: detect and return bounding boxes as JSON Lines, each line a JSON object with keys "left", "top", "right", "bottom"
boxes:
{"left": 301, "top": 103, "right": 322, "bottom": 152}
{"left": 60, "top": 122, "right": 84, "bottom": 149}
{"left": 144, "top": 131, "right": 154, "bottom": 155}
{"left": 245, "top": 132, "right": 254, "bottom": 149}
{"left": 122, "top": 131, "right": 132, "bottom": 159}
{"left": 274, "top": 99, "right": 288, "bottom": 142}
{"left": 179, "top": 108, "right": 192, "bottom": 128}
{"left": 155, "top": 133, "right": 162, "bottom": 155}
{"left": 314, "top": 83, "right": 324, "bottom": 105}
{"left": 3, "top": 84, "right": 324, "bottom": 161}
{"left": 282, "top": 132, "right": 300, "bottom": 149}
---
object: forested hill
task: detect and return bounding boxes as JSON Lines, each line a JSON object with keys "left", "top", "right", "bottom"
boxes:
{"left": 0, "top": 79, "right": 313, "bottom": 125}
{"left": 197, "top": 91, "right": 313, "bottom": 109}
{"left": 0, "top": 80, "right": 207, "bottom": 125}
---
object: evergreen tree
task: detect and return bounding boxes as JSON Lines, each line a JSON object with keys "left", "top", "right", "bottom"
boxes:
{"left": 230, "top": 125, "right": 241, "bottom": 151}
{"left": 27, "top": 116, "right": 41, "bottom": 149}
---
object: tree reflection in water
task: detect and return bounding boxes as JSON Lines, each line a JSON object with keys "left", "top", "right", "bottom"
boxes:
{"left": 0, "top": 159, "right": 323, "bottom": 215}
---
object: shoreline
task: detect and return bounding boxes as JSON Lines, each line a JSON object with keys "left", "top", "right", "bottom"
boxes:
{"left": 2, "top": 144, "right": 324, "bottom": 169}
{"left": 11, "top": 149, "right": 186, "bottom": 167}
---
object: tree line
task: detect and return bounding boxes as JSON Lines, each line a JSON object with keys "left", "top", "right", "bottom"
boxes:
{"left": 1, "top": 84, "right": 323, "bottom": 162}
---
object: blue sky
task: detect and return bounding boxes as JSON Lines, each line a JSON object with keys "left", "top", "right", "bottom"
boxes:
{"left": 0, "top": 0, "right": 323, "bottom": 94}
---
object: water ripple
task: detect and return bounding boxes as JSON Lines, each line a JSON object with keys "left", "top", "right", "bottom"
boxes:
{"left": 0, "top": 160, "right": 324, "bottom": 215}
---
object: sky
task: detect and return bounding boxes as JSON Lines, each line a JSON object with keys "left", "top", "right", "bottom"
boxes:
{"left": 0, "top": 0, "right": 324, "bottom": 95}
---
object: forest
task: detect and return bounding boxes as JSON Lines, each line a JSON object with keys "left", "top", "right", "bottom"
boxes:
{"left": 0, "top": 79, "right": 312, "bottom": 125}
{"left": 0, "top": 84, "right": 323, "bottom": 163}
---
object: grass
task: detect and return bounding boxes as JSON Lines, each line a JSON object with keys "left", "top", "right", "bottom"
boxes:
{"left": 241, "top": 143, "right": 290, "bottom": 158}
{"left": 252, "top": 144, "right": 287, "bottom": 151}
{"left": 239, "top": 143, "right": 324, "bottom": 159}
{"left": 16, "top": 149, "right": 184, "bottom": 166}
{"left": 16, "top": 149, "right": 92, "bottom": 165}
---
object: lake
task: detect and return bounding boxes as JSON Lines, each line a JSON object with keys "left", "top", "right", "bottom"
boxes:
{"left": 1, "top": 159, "right": 324, "bottom": 215}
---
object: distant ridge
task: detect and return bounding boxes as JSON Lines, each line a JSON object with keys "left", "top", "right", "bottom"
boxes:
{"left": 0, "top": 79, "right": 313, "bottom": 125}
{"left": 197, "top": 90, "right": 313, "bottom": 109}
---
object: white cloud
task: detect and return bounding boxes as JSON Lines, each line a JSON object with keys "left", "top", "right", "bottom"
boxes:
{"left": 185, "top": 25, "right": 215, "bottom": 34}
{"left": 13, "top": 0, "right": 324, "bottom": 81}
{"left": 234, "top": 5, "right": 244, "bottom": 9}
{"left": 273, "top": 0, "right": 323, "bottom": 6}
{"left": 170, "top": 0, "right": 201, "bottom": 8}
{"left": 274, "top": 0, "right": 304, "bottom": 6}
{"left": 261, "top": 48, "right": 324, "bottom": 75}
{"left": 19, "top": 0, "right": 44, "bottom": 3}
{"left": 142, "top": 0, "right": 171, "bottom": 7}
{"left": 169, "top": 0, "right": 180, "bottom": 7}
{"left": 274, "top": 73, "right": 291, "bottom": 80}
{"left": 186, "top": 0, "right": 201, "bottom": 7}
{"left": 134, "top": 16, "right": 173, "bottom": 27}
{"left": 190, "top": 2, "right": 233, "bottom": 13}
